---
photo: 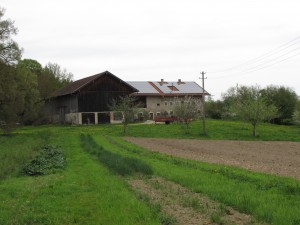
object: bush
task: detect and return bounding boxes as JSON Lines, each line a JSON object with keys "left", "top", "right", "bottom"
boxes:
{"left": 23, "top": 145, "right": 66, "bottom": 176}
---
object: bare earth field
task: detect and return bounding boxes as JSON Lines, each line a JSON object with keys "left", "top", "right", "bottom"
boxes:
{"left": 125, "top": 137, "right": 300, "bottom": 179}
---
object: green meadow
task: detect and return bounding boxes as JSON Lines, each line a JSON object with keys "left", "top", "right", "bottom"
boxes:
{"left": 1, "top": 120, "right": 300, "bottom": 225}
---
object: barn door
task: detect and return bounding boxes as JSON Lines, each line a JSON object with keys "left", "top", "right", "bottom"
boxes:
{"left": 98, "top": 112, "right": 110, "bottom": 124}
{"left": 59, "top": 107, "right": 66, "bottom": 124}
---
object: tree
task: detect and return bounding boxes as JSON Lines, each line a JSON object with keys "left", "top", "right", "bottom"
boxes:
{"left": 0, "top": 8, "right": 23, "bottom": 133}
{"left": 223, "top": 85, "right": 277, "bottom": 137}
{"left": 260, "top": 85, "right": 298, "bottom": 124}
{"left": 293, "top": 98, "right": 300, "bottom": 124}
{"left": 16, "top": 61, "right": 41, "bottom": 124}
{"left": 110, "top": 95, "right": 142, "bottom": 134}
{"left": 38, "top": 62, "right": 73, "bottom": 100}
{"left": 0, "top": 60, "right": 41, "bottom": 133}
{"left": 0, "top": 7, "right": 22, "bottom": 64}
{"left": 173, "top": 96, "right": 201, "bottom": 133}
{"left": 205, "top": 97, "right": 226, "bottom": 119}
{"left": 18, "top": 59, "right": 43, "bottom": 75}
{"left": 0, "top": 62, "right": 20, "bottom": 133}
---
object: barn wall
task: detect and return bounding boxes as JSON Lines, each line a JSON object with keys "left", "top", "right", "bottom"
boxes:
{"left": 44, "top": 95, "right": 78, "bottom": 123}
{"left": 78, "top": 73, "right": 135, "bottom": 112}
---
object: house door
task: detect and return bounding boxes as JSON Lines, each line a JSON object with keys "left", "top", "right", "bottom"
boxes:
{"left": 149, "top": 112, "right": 154, "bottom": 120}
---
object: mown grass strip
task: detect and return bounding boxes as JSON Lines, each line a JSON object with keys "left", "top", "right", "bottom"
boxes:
{"left": 95, "top": 135, "right": 300, "bottom": 225}
{"left": 80, "top": 134, "right": 153, "bottom": 176}
{"left": 0, "top": 132, "right": 160, "bottom": 225}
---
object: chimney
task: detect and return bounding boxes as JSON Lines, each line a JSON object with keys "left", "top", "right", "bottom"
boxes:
{"left": 178, "top": 79, "right": 182, "bottom": 85}
{"left": 160, "top": 78, "right": 164, "bottom": 86}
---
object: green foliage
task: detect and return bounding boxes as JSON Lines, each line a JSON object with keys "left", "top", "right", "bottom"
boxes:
{"left": 16, "top": 61, "right": 41, "bottom": 124}
{"left": 137, "top": 108, "right": 150, "bottom": 121}
{"left": 0, "top": 7, "right": 22, "bottom": 64}
{"left": 23, "top": 145, "right": 66, "bottom": 176}
{"left": 0, "top": 62, "right": 22, "bottom": 133}
{"left": 80, "top": 134, "right": 153, "bottom": 176}
{"left": 0, "top": 57, "right": 74, "bottom": 129}
{"left": 206, "top": 98, "right": 227, "bottom": 119}
{"left": 173, "top": 96, "right": 201, "bottom": 133}
{"left": 38, "top": 62, "right": 73, "bottom": 100}
{"left": 261, "top": 85, "right": 299, "bottom": 124}
{"left": 110, "top": 95, "right": 143, "bottom": 134}
{"left": 223, "top": 85, "right": 277, "bottom": 136}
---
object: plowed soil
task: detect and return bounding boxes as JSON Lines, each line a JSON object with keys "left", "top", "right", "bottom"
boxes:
{"left": 125, "top": 137, "right": 300, "bottom": 179}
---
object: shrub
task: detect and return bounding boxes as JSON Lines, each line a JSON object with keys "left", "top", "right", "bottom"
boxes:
{"left": 23, "top": 145, "right": 66, "bottom": 175}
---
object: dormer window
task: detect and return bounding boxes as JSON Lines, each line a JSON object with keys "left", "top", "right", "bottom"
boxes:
{"left": 168, "top": 86, "right": 179, "bottom": 91}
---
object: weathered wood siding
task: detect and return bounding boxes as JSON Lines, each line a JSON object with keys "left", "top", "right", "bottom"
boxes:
{"left": 45, "top": 95, "right": 78, "bottom": 115}
{"left": 77, "top": 73, "right": 134, "bottom": 112}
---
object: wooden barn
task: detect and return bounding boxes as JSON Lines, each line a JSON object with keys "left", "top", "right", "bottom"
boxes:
{"left": 45, "top": 71, "right": 138, "bottom": 124}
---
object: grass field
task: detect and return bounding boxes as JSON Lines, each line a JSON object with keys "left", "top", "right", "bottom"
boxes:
{"left": 1, "top": 120, "right": 300, "bottom": 225}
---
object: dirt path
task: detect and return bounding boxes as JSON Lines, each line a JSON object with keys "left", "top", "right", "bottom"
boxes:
{"left": 125, "top": 137, "right": 300, "bottom": 179}
{"left": 128, "top": 176, "right": 264, "bottom": 225}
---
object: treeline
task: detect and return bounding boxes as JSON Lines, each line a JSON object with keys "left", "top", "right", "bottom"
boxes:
{"left": 0, "top": 7, "right": 73, "bottom": 132}
{"left": 206, "top": 85, "right": 300, "bottom": 125}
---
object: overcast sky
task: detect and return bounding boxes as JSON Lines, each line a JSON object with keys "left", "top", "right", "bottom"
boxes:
{"left": 2, "top": 0, "right": 300, "bottom": 99}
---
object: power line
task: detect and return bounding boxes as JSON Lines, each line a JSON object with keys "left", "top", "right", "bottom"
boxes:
{"left": 209, "top": 51, "right": 300, "bottom": 79}
{"left": 208, "top": 35, "right": 300, "bottom": 74}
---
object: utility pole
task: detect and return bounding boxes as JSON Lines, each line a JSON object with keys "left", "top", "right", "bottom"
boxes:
{"left": 200, "top": 71, "right": 207, "bottom": 135}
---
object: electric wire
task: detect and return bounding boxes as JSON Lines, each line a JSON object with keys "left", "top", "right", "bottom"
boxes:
{"left": 206, "top": 36, "right": 300, "bottom": 79}
{"left": 208, "top": 35, "right": 300, "bottom": 75}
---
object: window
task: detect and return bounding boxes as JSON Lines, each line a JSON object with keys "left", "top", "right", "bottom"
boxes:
{"left": 165, "top": 101, "right": 168, "bottom": 106}
{"left": 156, "top": 112, "right": 161, "bottom": 117}
{"left": 169, "top": 101, "right": 173, "bottom": 106}
{"left": 169, "top": 111, "right": 173, "bottom": 116}
{"left": 157, "top": 103, "right": 160, "bottom": 106}
{"left": 167, "top": 86, "right": 179, "bottom": 91}
{"left": 114, "top": 111, "right": 123, "bottom": 120}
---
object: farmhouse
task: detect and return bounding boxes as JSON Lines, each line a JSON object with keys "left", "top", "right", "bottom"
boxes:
{"left": 128, "top": 79, "right": 208, "bottom": 120}
{"left": 45, "top": 71, "right": 209, "bottom": 124}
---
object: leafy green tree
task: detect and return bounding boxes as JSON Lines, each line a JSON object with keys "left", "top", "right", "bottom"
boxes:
{"left": 39, "top": 62, "right": 73, "bottom": 100}
{"left": 0, "top": 62, "right": 20, "bottom": 133}
{"left": 0, "top": 7, "right": 22, "bottom": 64}
{"left": 18, "top": 59, "right": 43, "bottom": 75}
{"left": 260, "top": 86, "right": 298, "bottom": 124}
{"left": 293, "top": 98, "right": 300, "bottom": 124}
{"left": 0, "top": 8, "right": 23, "bottom": 133}
{"left": 223, "top": 85, "right": 277, "bottom": 137}
{"left": 16, "top": 62, "right": 40, "bottom": 124}
{"left": 173, "top": 96, "right": 201, "bottom": 133}
{"left": 205, "top": 97, "right": 226, "bottom": 119}
{"left": 110, "top": 95, "right": 142, "bottom": 134}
